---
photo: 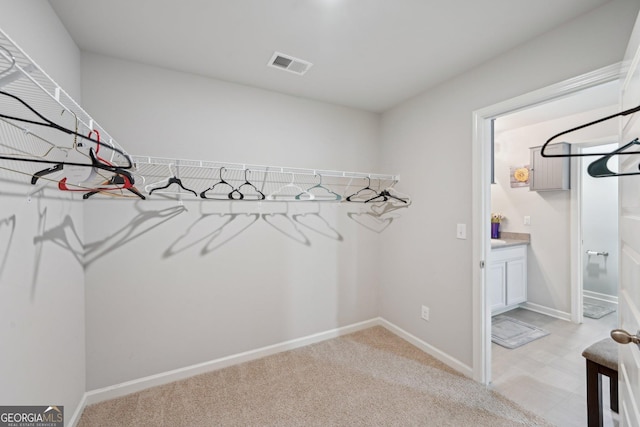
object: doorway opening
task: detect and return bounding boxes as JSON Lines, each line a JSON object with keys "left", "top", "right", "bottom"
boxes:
{"left": 580, "top": 143, "right": 619, "bottom": 319}
{"left": 471, "top": 64, "right": 621, "bottom": 385}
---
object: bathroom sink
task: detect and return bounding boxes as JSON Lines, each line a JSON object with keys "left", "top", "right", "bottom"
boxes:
{"left": 491, "top": 239, "right": 507, "bottom": 245}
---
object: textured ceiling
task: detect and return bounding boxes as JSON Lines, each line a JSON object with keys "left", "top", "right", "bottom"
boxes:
{"left": 50, "top": 0, "right": 610, "bottom": 112}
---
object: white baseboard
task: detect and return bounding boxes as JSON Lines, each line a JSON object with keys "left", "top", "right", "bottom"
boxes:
{"left": 378, "top": 318, "right": 473, "bottom": 378}
{"left": 83, "top": 318, "right": 379, "bottom": 407}
{"left": 521, "top": 302, "right": 572, "bottom": 322}
{"left": 72, "top": 317, "right": 471, "bottom": 424}
{"left": 68, "top": 392, "right": 87, "bottom": 427}
{"left": 583, "top": 290, "right": 618, "bottom": 307}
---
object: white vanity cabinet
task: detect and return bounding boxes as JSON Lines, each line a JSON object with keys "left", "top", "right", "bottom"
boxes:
{"left": 489, "top": 244, "right": 527, "bottom": 313}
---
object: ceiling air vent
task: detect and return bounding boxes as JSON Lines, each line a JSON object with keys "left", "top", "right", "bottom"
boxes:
{"left": 267, "top": 52, "right": 312, "bottom": 76}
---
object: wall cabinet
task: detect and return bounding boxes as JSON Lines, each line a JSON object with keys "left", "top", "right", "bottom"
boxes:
{"left": 489, "top": 245, "right": 527, "bottom": 314}
{"left": 529, "top": 142, "right": 570, "bottom": 191}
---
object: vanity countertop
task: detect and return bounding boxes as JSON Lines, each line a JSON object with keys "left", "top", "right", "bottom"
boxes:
{"left": 491, "top": 232, "right": 530, "bottom": 249}
{"left": 491, "top": 238, "right": 529, "bottom": 249}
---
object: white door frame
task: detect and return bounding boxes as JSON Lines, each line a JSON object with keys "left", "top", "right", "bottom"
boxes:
{"left": 471, "top": 63, "right": 622, "bottom": 384}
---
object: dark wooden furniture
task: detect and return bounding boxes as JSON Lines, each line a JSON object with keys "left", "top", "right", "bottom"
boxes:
{"left": 582, "top": 338, "right": 619, "bottom": 427}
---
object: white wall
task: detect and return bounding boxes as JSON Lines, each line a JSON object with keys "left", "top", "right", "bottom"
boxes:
{"left": 379, "top": 0, "right": 639, "bottom": 368}
{"left": 0, "top": 0, "right": 81, "bottom": 100}
{"left": 80, "top": 54, "right": 384, "bottom": 390}
{"left": 0, "top": 1, "right": 85, "bottom": 425}
{"left": 493, "top": 106, "right": 617, "bottom": 313}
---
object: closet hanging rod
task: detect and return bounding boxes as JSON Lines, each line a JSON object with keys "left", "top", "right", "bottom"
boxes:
{"left": 131, "top": 155, "right": 400, "bottom": 182}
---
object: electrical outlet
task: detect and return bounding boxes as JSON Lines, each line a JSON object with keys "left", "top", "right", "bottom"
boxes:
{"left": 421, "top": 305, "right": 430, "bottom": 321}
{"left": 524, "top": 216, "right": 531, "bottom": 226}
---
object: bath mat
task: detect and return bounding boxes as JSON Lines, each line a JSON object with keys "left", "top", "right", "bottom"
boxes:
{"left": 583, "top": 302, "right": 615, "bottom": 319}
{"left": 491, "top": 315, "right": 549, "bottom": 349}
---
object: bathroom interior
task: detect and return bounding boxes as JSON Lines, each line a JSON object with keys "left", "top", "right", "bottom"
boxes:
{"left": 488, "top": 80, "right": 621, "bottom": 420}
{"left": 491, "top": 80, "right": 620, "bottom": 320}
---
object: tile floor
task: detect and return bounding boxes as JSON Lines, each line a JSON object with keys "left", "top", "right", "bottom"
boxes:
{"left": 490, "top": 307, "right": 619, "bottom": 427}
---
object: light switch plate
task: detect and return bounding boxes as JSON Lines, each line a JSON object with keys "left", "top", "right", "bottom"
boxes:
{"left": 456, "top": 223, "right": 466, "bottom": 239}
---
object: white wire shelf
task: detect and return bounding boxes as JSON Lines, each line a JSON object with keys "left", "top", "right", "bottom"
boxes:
{"left": 0, "top": 27, "right": 132, "bottom": 169}
{"left": 131, "top": 156, "right": 399, "bottom": 181}
{"left": 0, "top": 26, "right": 405, "bottom": 204}
{"left": 131, "top": 155, "right": 401, "bottom": 201}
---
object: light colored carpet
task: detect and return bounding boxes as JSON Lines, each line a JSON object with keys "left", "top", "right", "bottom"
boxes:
{"left": 583, "top": 302, "right": 615, "bottom": 319}
{"left": 492, "top": 315, "right": 549, "bottom": 349}
{"left": 78, "top": 327, "right": 552, "bottom": 426}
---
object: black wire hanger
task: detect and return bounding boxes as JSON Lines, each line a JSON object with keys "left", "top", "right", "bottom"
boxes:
{"left": 147, "top": 164, "right": 198, "bottom": 197}
{"left": 148, "top": 176, "right": 197, "bottom": 197}
{"left": 82, "top": 167, "right": 146, "bottom": 200}
{"left": 29, "top": 136, "right": 138, "bottom": 201}
{"left": 31, "top": 163, "right": 63, "bottom": 184}
{"left": 31, "top": 128, "right": 122, "bottom": 186}
{"left": 200, "top": 167, "right": 235, "bottom": 199}
{"left": 587, "top": 138, "right": 640, "bottom": 178}
{"left": 365, "top": 189, "right": 408, "bottom": 204}
{"left": 0, "top": 89, "right": 133, "bottom": 169}
{"left": 346, "top": 176, "right": 380, "bottom": 202}
{"left": 540, "top": 103, "right": 640, "bottom": 158}
{"left": 55, "top": 131, "right": 143, "bottom": 199}
{"left": 0, "top": 141, "right": 129, "bottom": 176}
{"left": 233, "top": 169, "right": 266, "bottom": 200}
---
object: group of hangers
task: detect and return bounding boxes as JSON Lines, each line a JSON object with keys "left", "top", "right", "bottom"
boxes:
{"left": 540, "top": 103, "right": 640, "bottom": 177}
{"left": 0, "top": 90, "right": 133, "bottom": 169}
{"left": 345, "top": 176, "right": 409, "bottom": 204}
{"left": 0, "top": 42, "right": 138, "bottom": 198}
{"left": 145, "top": 166, "right": 265, "bottom": 200}
{"left": 1, "top": 47, "right": 408, "bottom": 203}
{"left": 264, "top": 171, "right": 342, "bottom": 201}
{"left": 0, "top": 86, "right": 142, "bottom": 199}
{"left": 0, "top": 64, "right": 408, "bottom": 203}
{"left": 146, "top": 166, "right": 341, "bottom": 201}
{"left": 144, "top": 166, "right": 410, "bottom": 204}
{"left": 200, "top": 167, "right": 265, "bottom": 200}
